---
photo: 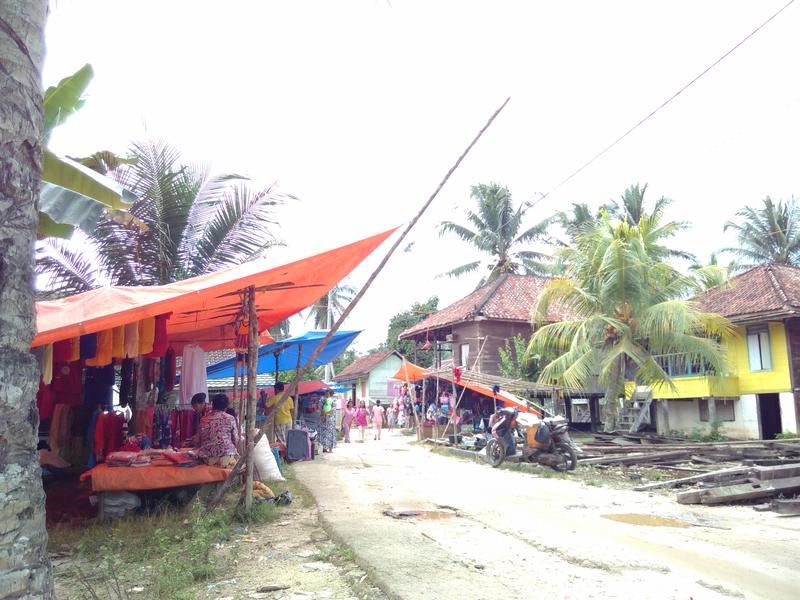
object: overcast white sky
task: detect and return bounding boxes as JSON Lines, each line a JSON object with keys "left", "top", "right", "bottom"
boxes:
{"left": 44, "top": 0, "right": 800, "bottom": 353}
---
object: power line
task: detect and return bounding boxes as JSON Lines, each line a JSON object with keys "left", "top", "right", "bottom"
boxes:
{"left": 538, "top": 0, "right": 796, "bottom": 202}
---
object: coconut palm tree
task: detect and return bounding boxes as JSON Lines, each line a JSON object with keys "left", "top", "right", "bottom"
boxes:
{"left": 722, "top": 197, "right": 800, "bottom": 270}
{"left": 305, "top": 284, "right": 357, "bottom": 329}
{"left": 438, "top": 182, "right": 553, "bottom": 285}
{"left": 36, "top": 140, "right": 290, "bottom": 297}
{"left": 528, "top": 212, "right": 729, "bottom": 431}
{"left": 0, "top": 1, "right": 54, "bottom": 596}
{"left": 690, "top": 253, "right": 732, "bottom": 291}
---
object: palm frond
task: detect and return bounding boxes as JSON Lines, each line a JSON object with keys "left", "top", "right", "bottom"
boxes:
{"left": 35, "top": 238, "right": 100, "bottom": 299}
{"left": 437, "top": 260, "right": 481, "bottom": 279}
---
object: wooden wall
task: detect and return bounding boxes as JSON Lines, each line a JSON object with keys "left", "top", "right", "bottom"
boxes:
{"left": 451, "top": 319, "right": 533, "bottom": 376}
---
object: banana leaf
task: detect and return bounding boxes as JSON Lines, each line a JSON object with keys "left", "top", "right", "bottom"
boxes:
{"left": 43, "top": 63, "right": 93, "bottom": 144}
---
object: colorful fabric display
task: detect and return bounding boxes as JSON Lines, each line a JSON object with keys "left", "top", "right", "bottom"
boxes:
{"left": 51, "top": 362, "right": 82, "bottom": 406}
{"left": 93, "top": 411, "right": 125, "bottom": 462}
{"left": 164, "top": 347, "right": 176, "bottom": 391}
{"left": 138, "top": 317, "right": 155, "bottom": 355}
{"left": 79, "top": 334, "right": 97, "bottom": 360}
{"left": 53, "top": 339, "right": 73, "bottom": 363}
{"left": 86, "top": 329, "right": 112, "bottom": 367}
{"left": 145, "top": 313, "right": 170, "bottom": 358}
{"left": 119, "top": 359, "right": 135, "bottom": 407}
{"left": 124, "top": 322, "right": 139, "bottom": 358}
{"left": 179, "top": 343, "right": 207, "bottom": 409}
{"left": 36, "top": 378, "right": 54, "bottom": 420}
{"left": 84, "top": 365, "right": 115, "bottom": 408}
{"left": 112, "top": 326, "right": 125, "bottom": 359}
{"left": 70, "top": 337, "right": 81, "bottom": 362}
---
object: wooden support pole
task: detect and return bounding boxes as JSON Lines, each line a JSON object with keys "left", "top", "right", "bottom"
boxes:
{"left": 204, "top": 97, "right": 510, "bottom": 514}
{"left": 244, "top": 285, "right": 258, "bottom": 511}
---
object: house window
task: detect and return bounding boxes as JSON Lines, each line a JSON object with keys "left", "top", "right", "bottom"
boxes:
{"left": 746, "top": 325, "right": 772, "bottom": 371}
{"left": 699, "top": 398, "right": 735, "bottom": 422}
{"left": 460, "top": 343, "right": 470, "bottom": 367}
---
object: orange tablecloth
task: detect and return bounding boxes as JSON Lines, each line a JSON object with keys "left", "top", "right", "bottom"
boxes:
{"left": 80, "top": 464, "right": 230, "bottom": 492}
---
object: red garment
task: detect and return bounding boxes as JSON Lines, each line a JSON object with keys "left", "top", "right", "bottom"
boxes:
{"left": 94, "top": 412, "right": 125, "bottom": 462}
{"left": 52, "top": 339, "right": 73, "bottom": 363}
{"left": 164, "top": 347, "right": 176, "bottom": 391}
{"left": 453, "top": 367, "right": 463, "bottom": 383}
{"left": 36, "top": 378, "right": 54, "bottom": 420}
{"left": 145, "top": 313, "right": 171, "bottom": 358}
{"left": 51, "top": 362, "right": 83, "bottom": 406}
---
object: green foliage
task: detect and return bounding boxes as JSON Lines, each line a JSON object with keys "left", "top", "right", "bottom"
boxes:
{"left": 686, "top": 420, "right": 727, "bottom": 443}
{"left": 43, "top": 63, "right": 93, "bottom": 143}
{"left": 332, "top": 348, "right": 358, "bottom": 375}
{"left": 498, "top": 334, "right": 539, "bottom": 380}
{"left": 775, "top": 431, "right": 800, "bottom": 439}
{"left": 385, "top": 296, "right": 439, "bottom": 367}
{"left": 722, "top": 196, "right": 800, "bottom": 270}
{"left": 438, "top": 182, "right": 553, "bottom": 285}
{"left": 306, "top": 285, "right": 357, "bottom": 329}
{"left": 529, "top": 185, "right": 730, "bottom": 429}
{"left": 37, "top": 140, "right": 289, "bottom": 298}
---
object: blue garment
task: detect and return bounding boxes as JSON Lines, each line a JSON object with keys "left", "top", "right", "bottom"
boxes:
{"left": 86, "top": 408, "right": 100, "bottom": 468}
{"left": 80, "top": 334, "right": 97, "bottom": 360}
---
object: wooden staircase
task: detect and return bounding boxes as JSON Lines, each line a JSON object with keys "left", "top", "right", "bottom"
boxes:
{"left": 617, "top": 387, "right": 653, "bottom": 433}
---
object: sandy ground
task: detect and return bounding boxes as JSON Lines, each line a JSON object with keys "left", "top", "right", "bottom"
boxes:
{"left": 294, "top": 431, "right": 800, "bottom": 600}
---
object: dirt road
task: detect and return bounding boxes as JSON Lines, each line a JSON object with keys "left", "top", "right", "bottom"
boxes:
{"left": 294, "top": 432, "right": 800, "bottom": 600}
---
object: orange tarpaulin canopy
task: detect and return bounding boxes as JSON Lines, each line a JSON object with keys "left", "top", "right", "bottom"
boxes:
{"left": 391, "top": 361, "right": 428, "bottom": 382}
{"left": 437, "top": 374, "right": 540, "bottom": 416}
{"left": 33, "top": 229, "right": 395, "bottom": 350}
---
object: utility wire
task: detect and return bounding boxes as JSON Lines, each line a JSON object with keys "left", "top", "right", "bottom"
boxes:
{"left": 538, "top": 0, "right": 796, "bottom": 202}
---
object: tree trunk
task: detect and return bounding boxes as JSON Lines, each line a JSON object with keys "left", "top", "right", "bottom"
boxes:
{"left": 0, "top": 1, "right": 53, "bottom": 598}
{"left": 601, "top": 357, "right": 623, "bottom": 432}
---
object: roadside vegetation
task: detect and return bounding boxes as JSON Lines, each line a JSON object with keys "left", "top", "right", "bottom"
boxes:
{"left": 50, "top": 467, "right": 310, "bottom": 600}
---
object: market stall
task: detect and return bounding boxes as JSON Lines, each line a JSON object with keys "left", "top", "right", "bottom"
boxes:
{"left": 31, "top": 229, "right": 393, "bottom": 517}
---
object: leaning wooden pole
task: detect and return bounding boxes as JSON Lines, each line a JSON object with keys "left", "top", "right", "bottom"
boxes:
{"left": 204, "top": 97, "right": 511, "bottom": 513}
{"left": 244, "top": 285, "right": 258, "bottom": 511}
{"left": 442, "top": 336, "right": 488, "bottom": 437}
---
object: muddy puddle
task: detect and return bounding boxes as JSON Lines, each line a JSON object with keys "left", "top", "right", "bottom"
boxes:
{"left": 383, "top": 508, "right": 458, "bottom": 520}
{"left": 602, "top": 513, "right": 690, "bottom": 528}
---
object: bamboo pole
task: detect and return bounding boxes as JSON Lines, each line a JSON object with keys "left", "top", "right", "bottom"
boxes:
{"left": 204, "top": 97, "right": 510, "bottom": 513}
{"left": 244, "top": 285, "right": 258, "bottom": 511}
{"left": 441, "top": 336, "right": 488, "bottom": 438}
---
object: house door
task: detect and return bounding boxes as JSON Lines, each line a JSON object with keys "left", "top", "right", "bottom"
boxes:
{"left": 757, "top": 393, "right": 782, "bottom": 439}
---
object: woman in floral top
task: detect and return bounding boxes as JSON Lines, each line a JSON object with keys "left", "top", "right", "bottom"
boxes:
{"left": 196, "top": 394, "right": 239, "bottom": 467}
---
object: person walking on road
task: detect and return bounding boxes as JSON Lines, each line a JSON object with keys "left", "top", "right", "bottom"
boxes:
{"left": 341, "top": 399, "right": 356, "bottom": 443}
{"left": 320, "top": 393, "right": 337, "bottom": 453}
{"left": 355, "top": 400, "right": 369, "bottom": 443}
{"left": 388, "top": 398, "right": 400, "bottom": 431}
{"left": 372, "top": 400, "right": 385, "bottom": 441}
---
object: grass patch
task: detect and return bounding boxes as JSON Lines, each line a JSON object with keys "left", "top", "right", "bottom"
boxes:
{"left": 775, "top": 432, "right": 799, "bottom": 440}
{"left": 51, "top": 471, "right": 309, "bottom": 600}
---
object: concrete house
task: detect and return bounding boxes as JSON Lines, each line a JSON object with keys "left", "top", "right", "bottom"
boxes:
{"left": 651, "top": 264, "right": 800, "bottom": 439}
{"left": 333, "top": 350, "right": 403, "bottom": 406}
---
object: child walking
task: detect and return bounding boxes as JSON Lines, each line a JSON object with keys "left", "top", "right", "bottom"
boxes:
{"left": 372, "top": 400, "right": 385, "bottom": 441}
{"left": 355, "top": 400, "right": 369, "bottom": 443}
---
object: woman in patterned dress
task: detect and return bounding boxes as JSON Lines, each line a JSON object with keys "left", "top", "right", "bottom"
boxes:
{"left": 320, "top": 392, "right": 338, "bottom": 453}
{"left": 195, "top": 394, "right": 239, "bottom": 467}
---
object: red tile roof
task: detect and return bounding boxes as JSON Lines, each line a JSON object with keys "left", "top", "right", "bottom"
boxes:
{"left": 399, "top": 274, "right": 567, "bottom": 339}
{"left": 333, "top": 350, "right": 401, "bottom": 381}
{"left": 694, "top": 263, "right": 800, "bottom": 321}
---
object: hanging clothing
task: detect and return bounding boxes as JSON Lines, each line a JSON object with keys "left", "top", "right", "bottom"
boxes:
{"left": 86, "top": 329, "right": 113, "bottom": 367}
{"left": 36, "top": 378, "right": 54, "bottom": 421}
{"left": 124, "top": 322, "right": 140, "bottom": 358}
{"left": 84, "top": 365, "right": 115, "bottom": 408}
{"left": 119, "top": 359, "right": 135, "bottom": 407}
{"left": 53, "top": 339, "right": 73, "bottom": 363}
{"left": 79, "top": 334, "right": 97, "bottom": 360}
{"left": 70, "top": 337, "right": 81, "bottom": 362}
{"left": 179, "top": 343, "right": 207, "bottom": 409}
{"left": 93, "top": 411, "right": 125, "bottom": 462}
{"left": 111, "top": 326, "right": 126, "bottom": 359}
{"left": 145, "top": 314, "right": 170, "bottom": 358}
{"left": 164, "top": 347, "right": 176, "bottom": 391}
{"left": 138, "top": 317, "right": 155, "bottom": 355}
{"left": 42, "top": 344, "right": 53, "bottom": 385}
{"left": 51, "top": 362, "right": 83, "bottom": 406}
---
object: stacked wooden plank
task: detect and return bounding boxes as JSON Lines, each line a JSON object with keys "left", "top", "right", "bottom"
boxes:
{"left": 579, "top": 433, "right": 800, "bottom": 505}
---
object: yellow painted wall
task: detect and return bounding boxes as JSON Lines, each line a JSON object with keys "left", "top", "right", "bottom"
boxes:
{"left": 729, "top": 322, "right": 791, "bottom": 394}
{"left": 644, "top": 321, "right": 791, "bottom": 400}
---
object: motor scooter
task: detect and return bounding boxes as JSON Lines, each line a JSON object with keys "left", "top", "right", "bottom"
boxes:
{"left": 485, "top": 407, "right": 578, "bottom": 471}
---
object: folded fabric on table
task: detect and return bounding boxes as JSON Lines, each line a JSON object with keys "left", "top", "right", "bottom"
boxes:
{"left": 131, "top": 455, "right": 151, "bottom": 467}
{"left": 106, "top": 451, "right": 139, "bottom": 467}
{"left": 161, "top": 450, "right": 198, "bottom": 467}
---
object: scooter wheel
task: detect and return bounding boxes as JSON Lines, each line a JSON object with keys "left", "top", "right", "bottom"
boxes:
{"left": 485, "top": 439, "right": 506, "bottom": 467}
{"left": 551, "top": 442, "right": 578, "bottom": 472}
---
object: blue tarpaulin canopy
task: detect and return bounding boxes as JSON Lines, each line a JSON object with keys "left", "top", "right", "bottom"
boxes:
{"left": 206, "top": 330, "right": 361, "bottom": 380}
